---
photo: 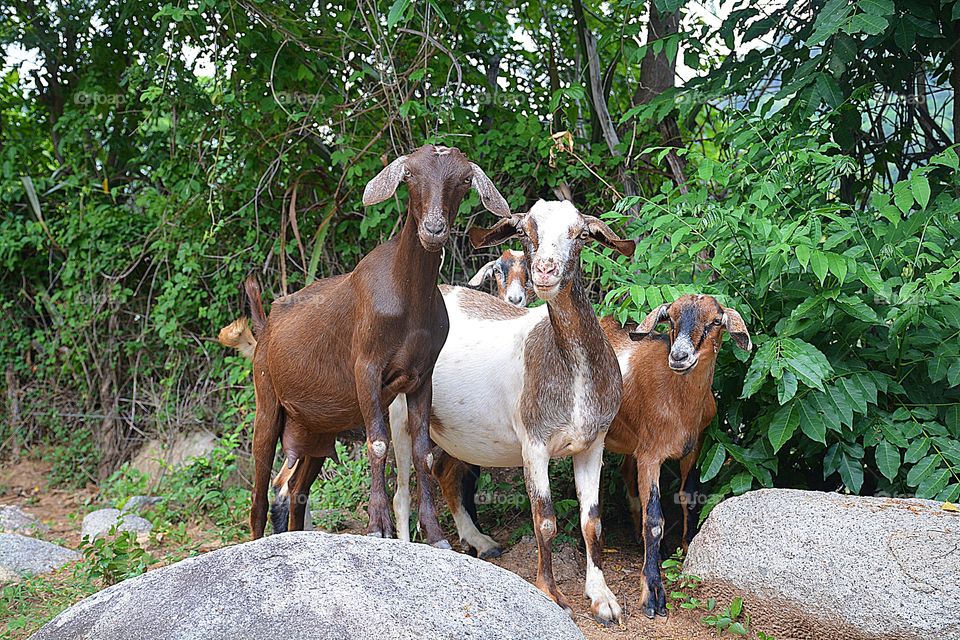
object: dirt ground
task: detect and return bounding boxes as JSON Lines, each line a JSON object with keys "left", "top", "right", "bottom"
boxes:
{"left": 1, "top": 459, "right": 733, "bottom": 639}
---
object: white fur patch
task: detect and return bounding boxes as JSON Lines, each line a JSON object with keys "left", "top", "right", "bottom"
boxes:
{"left": 651, "top": 525, "right": 662, "bottom": 538}
{"left": 370, "top": 440, "right": 387, "bottom": 458}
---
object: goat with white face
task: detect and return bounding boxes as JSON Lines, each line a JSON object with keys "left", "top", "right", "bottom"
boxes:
{"left": 467, "top": 249, "right": 533, "bottom": 306}
{"left": 389, "top": 200, "right": 635, "bottom": 625}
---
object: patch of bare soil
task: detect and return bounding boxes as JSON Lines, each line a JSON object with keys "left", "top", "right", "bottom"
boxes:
{"left": 487, "top": 534, "right": 720, "bottom": 640}
{"left": 0, "top": 459, "right": 96, "bottom": 549}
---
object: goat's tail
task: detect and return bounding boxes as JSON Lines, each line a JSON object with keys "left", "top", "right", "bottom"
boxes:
{"left": 244, "top": 275, "right": 267, "bottom": 336}
{"left": 217, "top": 318, "right": 257, "bottom": 360}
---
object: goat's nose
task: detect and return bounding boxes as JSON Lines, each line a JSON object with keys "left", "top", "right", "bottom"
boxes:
{"left": 508, "top": 294, "right": 523, "bottom": 305}
{"left": 671, "top": 349, "right": 691, "bottom": 363}
{"left": 534, "top": 261, "right": 557, "bottom": 276}
{"left": 424, "top": 218, "right": 446, "bottom": 235}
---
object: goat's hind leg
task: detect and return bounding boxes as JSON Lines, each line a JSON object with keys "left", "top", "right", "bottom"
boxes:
{"left": 434, "top": 452, "right": 501, "bottom": 558}
{"left": 251, "top": 377, "right": 284, "bottom": 540}
{"left": 389, "top": 394, "right": 413, "bottom": 543}
{"left": 678, "top": 439, "right": 703, "bottom": 552}
{"left": 620, "top": 454, "right": 643, "bottom": 543}
{"left": 574, "top": 438, "right": 623, "bottom": 626}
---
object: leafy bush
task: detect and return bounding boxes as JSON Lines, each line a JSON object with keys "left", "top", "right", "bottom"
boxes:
{"left": 77, "top": 528, "right": 153, "bottom": 587}
{"left": 597, "top": 111, "right": 960, "bottom": 512}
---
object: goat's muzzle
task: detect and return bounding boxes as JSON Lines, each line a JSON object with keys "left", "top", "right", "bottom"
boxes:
{"left": 668, "top": 349, "right": 698, "bottom": 374}
{"left": 418, "top": 215, "right": 449, "bottom": 252}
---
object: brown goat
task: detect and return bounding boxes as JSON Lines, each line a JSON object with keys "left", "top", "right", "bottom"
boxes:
{"left": 603, "top": 294, "right": 751, "bottom": 618}
{"left": 243, "top": 144, "right": 509, "bottom": 545}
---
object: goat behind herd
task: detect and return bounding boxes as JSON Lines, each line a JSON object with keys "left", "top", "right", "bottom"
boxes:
{"left": 217, "top": 143, "right": 753, "bottom": 625}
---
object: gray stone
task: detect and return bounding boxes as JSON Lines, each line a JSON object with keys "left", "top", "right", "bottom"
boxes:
{"left": 685, "top": 489, "right": 960, "bottom": 640}
{"left": 0, "top": 505, "right": 49, "bottom": 534}
{"left": 81, "top": 509, "right": 153, "bottom": 542}
{"left": 130, "top": 431, "right": 217, "bottom": 478}
{"left": 120, "top": 496, "right": 162, "bottom": 513}
{"left": 0, "top": 533, "right": 78, "bottom": 578}
{"left": 31, "top": 531, "right": 584, "bottom": 640}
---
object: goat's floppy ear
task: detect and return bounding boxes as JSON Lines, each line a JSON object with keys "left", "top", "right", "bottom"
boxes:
{"left": 470, "top": 163, "right": 511, "bottom": 218}
{"left": 467, "top": 259, "right": 498, "bottom": 287}
{"left": 469, "top": 217, "right": 520, "bottom": 249}
{"left": 363, "top": 155, "right": 407, "bottom": 206}
{"left": 583, "top": 216, "right": 636, "bottom": 257}
{"left": 629, "top": 304, "right": 670, "bottom": 341}
{"left": 722, "top": 308, "right": 752, "bottom": 351}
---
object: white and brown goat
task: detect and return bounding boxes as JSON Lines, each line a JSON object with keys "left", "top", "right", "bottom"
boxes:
{"left": 410, "top": 253, "right": 753, "bottom": 620}
{"left": 389, "top": 199, "right": 635, "bottom": 625}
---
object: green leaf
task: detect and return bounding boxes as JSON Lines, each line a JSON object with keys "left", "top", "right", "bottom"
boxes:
{"left": 827, "top": 253, "right": 847, "bottom": 284}
{"left": 838, "top": 453, "right": 864, "bottom": 493}
{"left": 906, "top": 454, "right": 938, "bottom": 486}
{"left": 835, "top": 295, "right": 879, "bottom": 323}
{"left": 808, "top": 391, "right": 842, "bottom": 432}
{"left": 911, "top": 173, "right": 930, "bottom": 209}
{"left": 809, "top": 0, "right": 854, "bottom": 43}
{"left": 778, "top": 370, "right": 798, "bottom": 404}
{"left": 845, "top": 12, "right": 888, "bottom": 36}
{"left": 893, "top": 180, "right": 913, "bottom": 213}
{"left": 904, "top": 438, "right": 930, "bottom": 464}
{"left": 797, "top": 395, "right": 827, "bottom": 444}
{"left": 700, "top": 443, "right": 726, "bottom": 483}
{"left": 859, "top": 0, "right": 893, "bottom": 16}
{"left": 730, "top": 472, "right": 753, "bottom": 495}
{"left": 796, "top": 244, "right": 811, "bottom": 269}
{"left": 875, "top": 440, "right": 900, "bottom": 481}
{"left": 815, "top": 73, "right": 843, "bottom": 108}
{"left": 768, "top": 402, "right": 800, "bottom": 453}
{"left": 386, "top": 0, "right": 411, "bottom": 28}
{"left": 811, "top": 251, "right": 829, "bottom": 284}
{"left": 916, "top": 467, "right": 950, "bottom": 499}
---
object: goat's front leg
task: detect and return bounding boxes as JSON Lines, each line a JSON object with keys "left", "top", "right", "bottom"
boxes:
{"left": 434, "top": 451, "right": 501, "bottom": 558}
{"left": 388, "top": 394, "right": 413, "bottom": 543}
{"left": 355, "top": 361, "right": 393, "bottom": 539}
{"left": 522, "top": 440, "right": 571, "bottom": 614}
{"left": 406, "top": 382, "right": 450, "bottom": 548}
{"left": 678, "top": 441, "right": 702, "bottom": 552}
{"left": 637, "top": 460, "right": 667, "bottom": 618}
{"left": 574, "top": 437, "right": 623, "bottom": 625}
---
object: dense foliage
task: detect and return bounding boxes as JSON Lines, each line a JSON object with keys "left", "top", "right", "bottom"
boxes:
{"left": 2, "top": 0, "right": 959, "bottom": 508}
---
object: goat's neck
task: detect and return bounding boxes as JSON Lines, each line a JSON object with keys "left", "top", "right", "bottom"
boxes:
{"left": 545, "top": 274, "right": 605, "bottom": 356}
{"left": 393, "top": 213, "right": 442, "bottom": 297}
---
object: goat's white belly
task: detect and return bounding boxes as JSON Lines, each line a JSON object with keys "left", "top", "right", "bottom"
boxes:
{"left": 428, "top": 291, "right": 548, "bottom": 468}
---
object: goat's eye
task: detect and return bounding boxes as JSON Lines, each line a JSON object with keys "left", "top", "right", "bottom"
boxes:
{"left": 713, "top": 318, "right": 723, "bottom": 326}
{"left": 461, "top": 177, "right": 472, "bottom": 185}
{"left": 579, "top": 230, "right": 590, "bottom": 239}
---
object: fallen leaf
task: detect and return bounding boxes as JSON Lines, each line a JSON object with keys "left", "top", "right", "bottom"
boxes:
{"left": 943, "top": 502, "right": 959, "bottom": 513}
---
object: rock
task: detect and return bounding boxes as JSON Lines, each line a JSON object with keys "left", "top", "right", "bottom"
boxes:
{"left": 130, "top": 431, "right": 217, "bottom": 477}
{"left": 0, "top": 565, "right": 22, "bottom": 583}
{"left": 120, "top": 496, "right": 162, "bottom": 513}
{"left": 0, "top": 533, "right": 78, "bottom": 578}
{"left": 0, "top": 505, "right": 49, "bottom": 534}
{"left": 81, "top": 509, "right": 153, "bottom": 543}
{"left": 685, "top": 489, "right": 960, "bottom": 640}
{"left": 31, "top": 531, "right": 584, "bottom": 640}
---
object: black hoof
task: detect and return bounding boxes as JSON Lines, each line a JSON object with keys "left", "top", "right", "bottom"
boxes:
{"left": 643, "top": 605, "right": 657, "bottom": 619}
{"left": 479, "top": 546, "right": 503, "bottom": 560}
{"left": 594, "top": 614, "right": 616, "bottom": 628}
